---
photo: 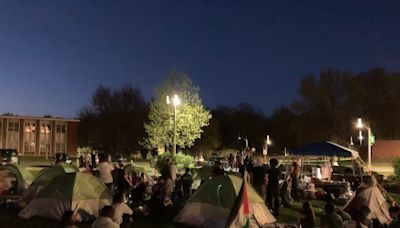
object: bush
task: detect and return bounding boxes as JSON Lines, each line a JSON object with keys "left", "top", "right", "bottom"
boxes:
{"left": 155, "top": 152, "right": 195, "bottom": 173}
{"left": 393, "top": 158, "right": 400, "bottom": 178}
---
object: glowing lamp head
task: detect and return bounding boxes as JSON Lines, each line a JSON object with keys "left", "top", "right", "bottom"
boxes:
{"left": 266, "top": 135, "right": 271, "bottom": 145}
{"left": 358, "top": 130, "right": 363, "bottom": 140}
{"left": 357, "top": 118, "right": 363, "bottom": 129}
{"left": 172, "top": 94, "right": 181, "bottom": 107}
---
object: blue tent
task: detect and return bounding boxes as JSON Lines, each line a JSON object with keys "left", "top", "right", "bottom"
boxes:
{"left": 291, "top": 141, "right": 359, "bottom": 158}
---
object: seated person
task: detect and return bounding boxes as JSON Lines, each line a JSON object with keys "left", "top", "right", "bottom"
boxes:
{"left": 112, "top": 194, "right": 133, "bottom": 226}
{"left": 320, "top": 203, "right": 343, "bottom": 228}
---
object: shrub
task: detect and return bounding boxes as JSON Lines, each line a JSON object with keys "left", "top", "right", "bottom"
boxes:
{"left": 155, "top": 152, "right": 195, "bottom": 173}
{"left": 393, "top": 158, "right": 400, "bottom": 178}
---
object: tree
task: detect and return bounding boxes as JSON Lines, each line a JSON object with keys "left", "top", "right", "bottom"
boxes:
{"left": 291, "top": 68, "right": 353, "bottom": 145}
{"left": 212, "top": 103, "right": 269, "bottom": 153}
{"left": 143, "top": 71, "right": 211, "bottom": 153}
{"left": 190, "top": 117, "right": 222, "bottom": 156}
{"left": 79, "top": 85, "right": 148, "bottom": 155}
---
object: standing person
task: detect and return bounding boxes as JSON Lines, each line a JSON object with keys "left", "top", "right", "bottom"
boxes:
{"left": 181, "top": 168, "right": 193, "bottom": 197}
{"left": 91, "top": 206, "right": 119, "bottom": 228}
{"left": 291, "top": 162, "right": 300, "bottom": 200}
{"left": 85, "top": 152, "right": 91, "bottom": 169}
{"left": 267, "top": 158, "right": 281, "bottom": 216}
{"left": 212, "top": 161, "right": 224, "bottom": 177}
{"left": 116, "top": 161, "right": 132, "bottom": 198}
{"left": 252, "top": 159, "right": 267, "bottom": 201}
{"left": 235, "top": 152, "right": 241, "bottom": 169}
{"left": 112, "top": 193, "right": 133, "bottom": 227}
{"left": 98, "top": 154, "right": 115, "bottom": 190}
{"left": 300, "top": 201, "right": 315, "bottom": 228}
{"left": 78, "top": 155, "right": 84, "bottom": 168}
{"left": 321, "top": 161, "right": 333, "bottom": 181}
{"left": 228, "top": 153, "right": 234, "bottom": 169}
{"left": 90, "top": 152, "right": 97, "bottom": 170}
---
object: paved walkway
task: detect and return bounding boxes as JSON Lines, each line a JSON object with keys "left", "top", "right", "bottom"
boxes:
{"left": 371, "top": 162, "right": 394, "bottom": 176}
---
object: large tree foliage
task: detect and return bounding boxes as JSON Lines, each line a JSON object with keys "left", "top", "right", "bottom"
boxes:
{"left": 285, "top": 68, "right": 400, "bottom": 150}
{"left": 79, "top": 85, "right": 148, "bottom": 154}
{"left": 190, "top": 117, "right": 222, "bottom": 156}
{"left": 143, "top": 71, "right": 211, "bottom": 151}
{"left": 211, "top": 103, "right": 270, "bottom": 153}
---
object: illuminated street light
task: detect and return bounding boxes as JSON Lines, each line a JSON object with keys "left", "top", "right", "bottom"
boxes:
{"left": 166, "top": 94, "right": 181, "bottom": 155}
{"left": 263, "top": 134, "right": 272, "bottom": 164}
{"left": 356, "top": 117, "right": 372, "bottom": 171}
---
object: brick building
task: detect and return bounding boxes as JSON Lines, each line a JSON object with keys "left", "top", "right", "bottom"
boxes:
{"left": 372, "top": 140, "right": 400, "bottom": 161}
{"left": 0, "top": 115, "right": 79, "bottom": 157}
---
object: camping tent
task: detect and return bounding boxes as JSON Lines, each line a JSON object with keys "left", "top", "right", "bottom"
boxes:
{"left": 291, "top": 141, "right": 359, "bottom": 158}
{"left": 343, "top": 185, "right": 391, "bottom": 225}
{"left": 33, "top": 164, "right": 78, "bottom": 186}
{"left": 193, "top": 166, "right": 212, "bottom": 181}
{"left": 22, "top": 164, "right": 78, "bottom": 202}
{"left": 174, "top": 175, "right": 276, "bottom": 228}
{"left": 19, "top": 172, "right": 112, "bottom": 220}
{"left": 0, "top": 164, "right": 33, "bottom": 195}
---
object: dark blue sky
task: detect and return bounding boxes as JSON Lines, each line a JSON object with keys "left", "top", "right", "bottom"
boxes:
{"left": 0, "top": 1, "right": 399, "bottom": 118}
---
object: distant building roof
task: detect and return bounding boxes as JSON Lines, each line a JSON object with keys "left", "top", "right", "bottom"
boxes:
{"left": 0, "top": 115, "right": 80, "bottom": 122}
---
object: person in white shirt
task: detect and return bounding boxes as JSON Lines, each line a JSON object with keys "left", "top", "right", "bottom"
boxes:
{"left": 321, "top": 161, "right": 333, "bottom": 181}
{"left": 98, "top": 154, "right": 115, "bottom": 189}
{"left": 112, "top": 193, "right": 133, "bottom": 226}
{"left": 91, "top": 206, "right": 118, "bottom": 228}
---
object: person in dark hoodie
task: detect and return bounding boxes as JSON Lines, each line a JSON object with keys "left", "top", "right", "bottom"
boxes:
{"left": 267, "top": 158, "right": 281, "bottom": 216}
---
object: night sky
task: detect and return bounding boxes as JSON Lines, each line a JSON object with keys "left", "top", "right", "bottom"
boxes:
{"left": 0, "top": 1, "right": 399, "bottom": 118}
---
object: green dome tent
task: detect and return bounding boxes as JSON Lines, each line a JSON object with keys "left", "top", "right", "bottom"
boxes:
{"left": 33, "top": 164, "right": 78, "bottom": 186}
{"left": 19, "top": 172, "right": 112, "bottom": 220}
{"left": 22, "top": 164, "right": 79, "bottom": 202}
{"left": 174, "top": 175, "right": 276, "bottom": 228}
{"left": 0, "top": 164, "right": 33, "bottom": 194}
{"left": 193, "top": 166, "right": 212, "bottom": 181}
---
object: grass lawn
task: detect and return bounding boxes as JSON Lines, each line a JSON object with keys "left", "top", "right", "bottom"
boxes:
{"left": 0, "top": 199, "right": 327, "bottom": 227}
{"left": 279, "top": 199, "right": 326, "bottom": 225}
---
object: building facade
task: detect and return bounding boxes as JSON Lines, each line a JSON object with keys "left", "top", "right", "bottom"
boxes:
{"left": 372, "top": 140, "right": 400, "bottom": 161}
{"left": 0, "top": 115, "right": 79, "bottom": 156}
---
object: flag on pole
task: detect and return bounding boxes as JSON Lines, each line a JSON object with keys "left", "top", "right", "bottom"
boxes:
{"left": 242, "top": 172, "right": 250, "bottom": 228}
{"left": 225, "top": 171, "right": 251, "bottom": 228}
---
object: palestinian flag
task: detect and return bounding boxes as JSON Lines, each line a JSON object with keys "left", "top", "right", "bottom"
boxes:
{"left": 241, "top": 175, "right": 251, "bottom": 228}
{"left": 174, "top": 175, "right": 276, "bottom": 228}
{"left": 225, "top": 174, "right": 266, "bottom": 228}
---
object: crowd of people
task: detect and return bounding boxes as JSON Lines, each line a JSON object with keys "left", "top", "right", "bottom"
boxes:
{"left": 61, "top": 154, "right": 194, "bottom": 228}
{"left": 61, "top": 150, "right": 400, "bottom": 228}
{"left": 227, "top": 150, "right": 400, "bottom": 228}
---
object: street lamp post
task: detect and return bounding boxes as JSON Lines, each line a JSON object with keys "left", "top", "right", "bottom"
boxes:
{"left": 238, "top": 135, "right": 248, "bottom": 165}
{"left": 166, "top": 95, "right": 181, "bottom": 155}
{"left": 263, "top": 135, "right": 271, "bottom": 164}
{"left": 356, "top": 118, "right": 372, "bottom": 171}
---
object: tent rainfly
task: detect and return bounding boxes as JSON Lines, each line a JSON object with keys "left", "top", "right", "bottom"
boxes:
{"left": 22, "top": 164, "right": 79, "bottom": 202}
{"left": 19, "top": 172, "right": 112, "bottom": 220}
{"left": 174, "top": 175, "right": 276, "bottom": 228}
{"left": 343, "top": 185, "right": 391, "bottom": 225}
